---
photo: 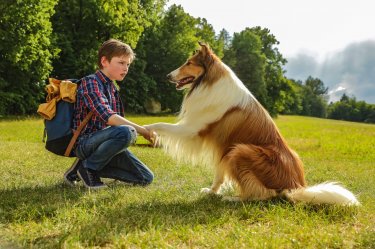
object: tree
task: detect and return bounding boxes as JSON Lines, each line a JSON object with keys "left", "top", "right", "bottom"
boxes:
{"left": 51, "top": 0, "right": 165, "bottom": 79}
{"left": 299, "top": 76, "right": 328, "bottom": 117}
{"left": 278, "top": 78, "right": 303, "bottom": 115}
{"left": 223, "top": 28, "right": 268, "bottom": 109}
{"left": 305, "top": 76, "right": 328, "bottom": 95}
{"left": 250, "top": 27, "right": 289, "bottom": 116}
{"left": 140, "top": 4, "right": 223, "bottom": 112}
{"left": 217, "top": 29, "right": 232, "bottom": 51}
{"left": 139, "top": 4, "right": 198, "bottom": 112}
{"left": 0, "top": 0, "right": 59, "bottom": 115}
{"left": 122, "top": 55, "right": 157, "bottom": 113}
{"left": 195, "top": 18, "right": 224, "bottom": 58}
{"left": 328, "top": 94, "right": 375, "bottom": 123}
{"left": 51, "top": 0, "right": 166, "bottom": 113}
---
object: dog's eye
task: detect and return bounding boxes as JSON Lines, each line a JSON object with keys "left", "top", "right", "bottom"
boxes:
{"left": 186, "top": 61, "right": 191, "bottom": 66}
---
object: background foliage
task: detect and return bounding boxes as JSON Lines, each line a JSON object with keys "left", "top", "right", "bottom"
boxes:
{"left": 0, "top": 0, "right": 59, "bottom": 115}
{"left": 0, "top": 0, "right": 374, "bottom": 122}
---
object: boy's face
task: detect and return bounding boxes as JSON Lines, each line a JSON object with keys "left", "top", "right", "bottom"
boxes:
{"left": 101, "top": 55, "right": 132, "bottom": 81}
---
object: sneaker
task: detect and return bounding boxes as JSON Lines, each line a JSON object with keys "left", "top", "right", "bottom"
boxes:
{"left": 77, "top": 164, "right": 107, "bottom": 189}
{"left": 64, "top": 158, "right": 82, "bottom": 186}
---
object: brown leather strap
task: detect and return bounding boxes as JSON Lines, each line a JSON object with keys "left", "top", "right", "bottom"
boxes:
{"left": 64, "top": 111, "right": 94, "bottom": 157}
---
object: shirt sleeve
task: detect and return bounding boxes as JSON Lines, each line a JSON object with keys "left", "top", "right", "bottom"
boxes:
{"left": 81, "top": 77, "right": 115, "bottom": 123}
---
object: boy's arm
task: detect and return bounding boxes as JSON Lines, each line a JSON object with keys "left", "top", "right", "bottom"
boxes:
{"left": 81, "top": 77, "right": 155, "bottom": 143}
{"left": 108, "top": 114, "right": 154, "bottom": 143}
{"left": 81, "top": 77, "right": 116, "bottom": 122}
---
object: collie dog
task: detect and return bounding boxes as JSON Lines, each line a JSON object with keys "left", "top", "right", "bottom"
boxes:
{"left": 145, "top": 42, "right": 359, "bottom": 206}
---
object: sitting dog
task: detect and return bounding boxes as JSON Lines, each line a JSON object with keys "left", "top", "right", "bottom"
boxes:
{"left": 145, "top": 42, "right": 359, "bottom": 205}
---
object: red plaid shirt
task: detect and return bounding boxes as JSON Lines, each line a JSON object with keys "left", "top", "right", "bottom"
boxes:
{"left": 73, "top": 70, "right": 124, "bottom": 138}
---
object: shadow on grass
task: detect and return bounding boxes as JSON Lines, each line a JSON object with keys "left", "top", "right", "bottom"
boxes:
{"left": 0, "top": 183, "right": 85, "bottom": 223}
{"left": 76, "top": 195, "right": 357, "bottom": 238}
{"left": 0, "top": 183, "right": 360, "bottom": 247}
{"left": 70, "top": 196, "right": 291, "bottom": 245}
{"left": 0, "top": 182, "right": 358, "bottom": 227}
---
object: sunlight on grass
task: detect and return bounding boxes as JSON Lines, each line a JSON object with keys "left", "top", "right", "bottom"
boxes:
{"left": 0, "top": 115, "right": 374, "bottom": 248}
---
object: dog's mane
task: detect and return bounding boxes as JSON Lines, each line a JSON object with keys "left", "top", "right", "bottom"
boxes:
{"left": 170, "top": 44, "right": 268, "bottom": 165}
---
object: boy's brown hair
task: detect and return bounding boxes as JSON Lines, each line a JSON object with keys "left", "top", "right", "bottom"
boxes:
{"left": 97, "top": 39, "right": 135, "bottom": 69}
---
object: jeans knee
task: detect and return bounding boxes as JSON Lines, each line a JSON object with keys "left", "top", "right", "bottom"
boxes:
{"left": 115, "top": 125, "right": 137, "bottom": 146}
{"left": 136, "top": 168, "right": 153, "bottom": 186}
{"left": 144, "top": 171, "right": 154, "bottom": 185}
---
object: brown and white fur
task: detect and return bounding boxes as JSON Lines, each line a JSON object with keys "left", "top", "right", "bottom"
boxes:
{"left": 145, "top": 43, "right": 359, "bottom": 206}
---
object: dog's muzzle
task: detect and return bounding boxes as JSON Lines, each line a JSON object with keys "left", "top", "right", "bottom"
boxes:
{"left": 166, "top": 73, "right": 173, "bottom": 81}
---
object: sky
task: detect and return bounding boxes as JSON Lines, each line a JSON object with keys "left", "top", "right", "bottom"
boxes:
{"left": 167, "top": 0, "right": 375, "bottom": 103}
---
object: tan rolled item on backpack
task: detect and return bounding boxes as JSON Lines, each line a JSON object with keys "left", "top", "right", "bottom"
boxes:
{"left": 37, "top": 98, "right": 57, "bottom": 120}
{"left": 45, "top": 83, "right": 59, "bottom": 102}
{"left": 60, "top": 80, "right": 77, "bottom": 103}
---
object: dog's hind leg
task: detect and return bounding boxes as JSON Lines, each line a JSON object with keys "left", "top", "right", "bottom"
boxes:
{"left": 201, "top": 163, "right": 226, "bottom": 195}
{"left": 225, "top": 144, "right": 280, "bottom": 201}
{"left": 223, "top": 169, "right": 277, "bottom": 201}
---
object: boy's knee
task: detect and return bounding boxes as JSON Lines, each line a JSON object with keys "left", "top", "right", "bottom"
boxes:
{"left": 143, "top": 172, "right": 154, "bottom": 185}
{"left": 115, "top": 125, "right": 137, "bottom": 146}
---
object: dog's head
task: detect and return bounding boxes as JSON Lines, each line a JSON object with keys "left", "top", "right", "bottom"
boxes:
{"left": 167, "top": 42, "right": 220, "bottom": 91}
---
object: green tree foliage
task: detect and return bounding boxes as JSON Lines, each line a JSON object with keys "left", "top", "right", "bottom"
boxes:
{"left": 278, "top": 78, "right": 303, "bottom": 115}
{"left": 0, "top": 0, "right": 59, "bottom": 115}
{"left": 123, "top": 43, "right": 157, "bottom": 113}
{"left": 217, "top": 29, "right": 232, "bottom": 51}
{"left": 195, "top": 18, "right": 224, "bottom": 58}
{"left": 328, "top": 94, "right": 375, "bottom": 123}
{"left": 1, "top": 0, "right": 373, "bottom": 123}
{"left": 299, "top": 76, "right": 328, "bottom": 117}
{"left": 51, "top": 0, "right": 165, "bottom": 113}
{"left": 121, "top": 0, "right": 166, "bottom": 113}
{"left": 51, "top": 0, "right": 165, "bottom": 78}
{"left": 139, "top": 4, "right": 198, "bottom": 112}
{"left": 222, "top": 27, "right": 299, "bottom": 116}
{"left": 250, "top": 27, "right": 292, "bottom": 116}
{"left": 139, "top": 4, "right": 223, "bottom": 112}
{"left": 223, "top": 28, "right": 268, "bottom": 109}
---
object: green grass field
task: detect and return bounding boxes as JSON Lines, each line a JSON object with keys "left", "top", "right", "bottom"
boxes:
{"left": 0, "top": 115, "right": 374, "bottom": 248}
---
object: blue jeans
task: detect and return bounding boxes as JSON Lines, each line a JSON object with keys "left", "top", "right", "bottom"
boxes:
{"left": 75, "top": 125, "right": 154, "bottom": 185}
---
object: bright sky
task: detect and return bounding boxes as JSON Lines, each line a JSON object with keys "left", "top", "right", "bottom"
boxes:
{"left": 167, "top": 0, "right": 375, "bottom": 60}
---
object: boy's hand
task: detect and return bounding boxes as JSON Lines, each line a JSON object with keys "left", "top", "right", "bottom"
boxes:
{"left": 149, "top": 130, "right": 159, "bottom": 147}
{"left": 143, "top": 126, "right": 159, "bottom": 147}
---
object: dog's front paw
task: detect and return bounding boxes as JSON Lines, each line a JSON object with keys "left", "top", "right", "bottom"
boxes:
{"left": 201, "top": 187, "right": 216, "bottom": 195}
{"left": 143, "top": 124, "right": 156, "bottom": 131}
{"left": 144, "top": 123, "right": 164, "bottom": 134}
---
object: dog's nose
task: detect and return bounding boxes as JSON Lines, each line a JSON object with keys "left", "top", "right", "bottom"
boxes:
{"left": 166, "top": 73, "right": 172, "bottom": 80}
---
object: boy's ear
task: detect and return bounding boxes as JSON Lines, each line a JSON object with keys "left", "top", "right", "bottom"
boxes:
{"left": 101, "top": 56, "right": 109, "bottom": 68}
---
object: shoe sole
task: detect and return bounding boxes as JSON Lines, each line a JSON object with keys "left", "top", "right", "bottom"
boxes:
{"left": 77, "top": 170, "right": 107, "bottom": 190}
{"left": 63, "top": 176, "right": 77, "bottom": 187}
{"left": 63, "top": 158, "right": 81, "bottom": 186}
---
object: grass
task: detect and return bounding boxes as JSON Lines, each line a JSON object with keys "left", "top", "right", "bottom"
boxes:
{"left": 0, "top": 115, "right": 374, "bottom": 248}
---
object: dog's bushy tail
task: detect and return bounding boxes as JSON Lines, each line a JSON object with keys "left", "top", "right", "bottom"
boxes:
{"left": 284, "top": 182, "right": 360, "bottom": 206}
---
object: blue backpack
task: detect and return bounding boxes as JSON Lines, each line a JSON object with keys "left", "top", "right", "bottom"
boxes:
{"left": 39, "top": 78, "right": 93, "bottom": 157}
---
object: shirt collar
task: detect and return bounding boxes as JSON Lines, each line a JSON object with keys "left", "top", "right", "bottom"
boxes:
{"left": 96, "top": 70, "right": 112, "bottom": 84}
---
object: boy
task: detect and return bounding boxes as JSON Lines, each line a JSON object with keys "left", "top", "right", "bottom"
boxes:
{"left": 64, "top": 39, "right": 154, "bottom": 189}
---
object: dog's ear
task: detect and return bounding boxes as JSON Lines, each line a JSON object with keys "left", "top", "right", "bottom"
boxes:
{"left": 198, "top": 41, "right": 205, "bottom": 47}
{"left": 198, "top": 42, "right": 211, "bottom": 57}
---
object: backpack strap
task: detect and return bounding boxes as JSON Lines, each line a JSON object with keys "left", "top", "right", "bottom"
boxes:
{"left": 64, "top": 111, "right": 94, "bottom": 157}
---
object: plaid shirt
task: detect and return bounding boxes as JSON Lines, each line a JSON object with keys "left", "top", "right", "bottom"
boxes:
{"left": 73, "top": 70, "right": 124, "bottom": 139}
